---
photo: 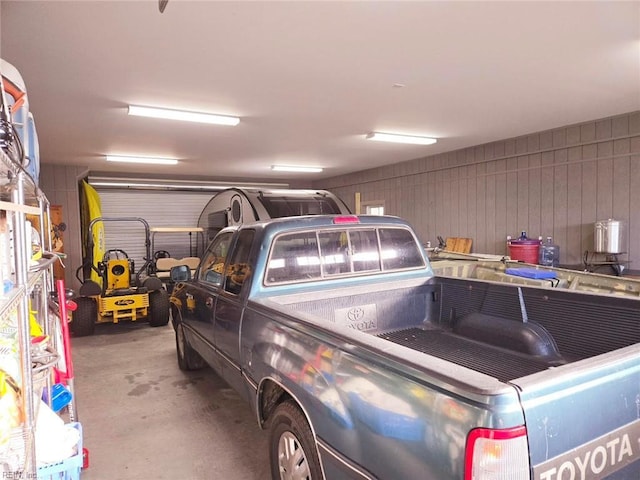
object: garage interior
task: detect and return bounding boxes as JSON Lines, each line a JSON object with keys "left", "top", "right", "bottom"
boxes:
{"left": 0, "top": 1, "right": 639, "bottom": 479}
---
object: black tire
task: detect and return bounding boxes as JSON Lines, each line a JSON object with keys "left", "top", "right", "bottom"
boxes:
{"left": 175, "top": 323, "right": 205, "bottom": 371}
{"left": 148, "top": 290, "right": 170, "bottom": 327}
{"left": 71, "top": 297, "right": 97, "bottom": 337}
{"left": 269, "top": 400, "right": 322, "bottom": 480}
{"left": 142, "top": 276, "right": 163, "bottom": 292}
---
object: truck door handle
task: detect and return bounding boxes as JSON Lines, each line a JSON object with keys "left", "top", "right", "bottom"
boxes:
{"left": 205, "top": 297, "right": 214, "bottom": 309}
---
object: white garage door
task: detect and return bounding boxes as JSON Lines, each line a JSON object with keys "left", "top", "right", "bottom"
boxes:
{"left": 97, "top": 189, "right": 213, "bottom": 271}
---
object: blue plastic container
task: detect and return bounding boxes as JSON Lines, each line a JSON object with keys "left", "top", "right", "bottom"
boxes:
{"left": 506, "top": 268, "right": 556, "bottom": 280}
{"left": 43, "top": 383, "right": 73, "bottom": 412}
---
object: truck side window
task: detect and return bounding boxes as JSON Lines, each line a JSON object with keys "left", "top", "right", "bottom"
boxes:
{"left": 224, "top": 230, "right": 255, "bottom": 295}
{"left": 199, "top": 232, "right": 234, "bottom": 286}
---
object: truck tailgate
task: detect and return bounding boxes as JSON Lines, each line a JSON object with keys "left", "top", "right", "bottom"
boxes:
{"left": 513, "top": 345, "right": 640, "bottom": 479}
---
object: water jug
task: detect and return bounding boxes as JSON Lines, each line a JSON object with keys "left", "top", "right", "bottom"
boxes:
{"left": 539, "top": 237, "right": 560, "bottom": 267}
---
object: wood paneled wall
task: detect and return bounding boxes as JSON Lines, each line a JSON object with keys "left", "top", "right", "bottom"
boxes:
{"left": 317, "top": 111, "right": 640, "bottom": 268}
{"left": 39, "top": 164, "right": 88, "bottom": 288}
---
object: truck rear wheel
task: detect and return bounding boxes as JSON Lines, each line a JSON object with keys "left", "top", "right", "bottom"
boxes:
{"left": 71, "top": 297, "right": 97, "bottom": 337}
{"left": 148, "top": 290, "right": 170, "bottom": 327}
{"left": 269, "top": 400, "right": 321, "bottom": 480}
{"left": 175, "top": 323, "right": 205, "bottom": 371}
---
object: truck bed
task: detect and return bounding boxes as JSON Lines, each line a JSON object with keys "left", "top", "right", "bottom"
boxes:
{"left": 377, "top": 327, "right": 558, "bottom": 383}
{"left": 271, "top": 276, "right": 639, "bottom": 383}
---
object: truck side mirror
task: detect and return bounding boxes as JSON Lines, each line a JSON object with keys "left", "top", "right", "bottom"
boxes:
{"left": 170, "top": 264, "right": 191, "bottom": 282}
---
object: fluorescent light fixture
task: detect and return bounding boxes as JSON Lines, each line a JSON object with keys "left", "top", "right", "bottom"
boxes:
{"left": 128, "top": 105, "right": 240, "bottom": 126}
{"left": 106, "top": 155, "right": 178, "bottom": 165}
{"left": 91, "top": 181, "right": 223, "bottom": 190}
{"left": 87, "top": 176, "right": 289, "bottom": 191}
{"left": 271, "top": 165, "right": 323, "bottom": 173}
{"left": 366, "top": 132, "right": 437, "bottom": 145}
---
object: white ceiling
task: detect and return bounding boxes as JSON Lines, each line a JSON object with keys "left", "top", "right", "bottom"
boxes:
{"left": 1, "top": 1, "right": 639, "bottom": 183}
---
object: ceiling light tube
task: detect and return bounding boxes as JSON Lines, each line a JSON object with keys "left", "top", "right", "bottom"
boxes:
{"left": 87, "top": 176, "right": 290, "bottom": 191}
{"left": 271, "top": 165, "right": 323, "bottom": 173}
{"left": 90, "top": 181, "right": 223, "bottom": 190}
{"left": 366, "top": 132, "right": 437, "bottom": 145}
{"left": 106, "top": 155, "right": 178, "bottom": 165}
{"left": 128, "top": 105, "right": 240, "bottom": 126}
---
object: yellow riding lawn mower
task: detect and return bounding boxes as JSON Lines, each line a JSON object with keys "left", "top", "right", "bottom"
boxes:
{"left": 73, "top": 217, "right": 169, "bottom": 336}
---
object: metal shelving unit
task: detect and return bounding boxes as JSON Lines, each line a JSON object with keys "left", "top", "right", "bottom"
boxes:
{"left": 0, "top": 146, "right": 56, "bottom": 476}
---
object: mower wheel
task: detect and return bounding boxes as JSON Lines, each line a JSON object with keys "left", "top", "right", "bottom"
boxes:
{"left": 143, "top": 276, "right": 163, "bottom": 292}
{"left": 71, "top": 297, "right": 97, "bottom": 337}
{"left": 148, "top": 290, "right": 170, "bottom": 327}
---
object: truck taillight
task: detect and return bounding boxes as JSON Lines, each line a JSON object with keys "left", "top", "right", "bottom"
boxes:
{"left": 465, "top": 426, "right": 529, "bottom": 480}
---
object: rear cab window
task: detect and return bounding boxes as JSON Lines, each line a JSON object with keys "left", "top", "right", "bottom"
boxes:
{"left": 265, "top": 226, "right": 425, "bottom": 285}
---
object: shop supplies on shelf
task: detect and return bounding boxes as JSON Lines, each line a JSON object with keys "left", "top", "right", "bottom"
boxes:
{"left": 0, "top": 369, "right": 24, "bottom": 474}
{"left": 0, "top": 307, "right": 20, "bottom": 393}
{"left": 35, "top": 401, "right": 79, "bottom": 465}
{"left": 0, "top": 370, "right": 22, "bottom": 447}
{"left": 0, "top": 58, "right": 40, "bottom": 184}
{"left": 37, "top": 422, "right": 83, "bottom": 480}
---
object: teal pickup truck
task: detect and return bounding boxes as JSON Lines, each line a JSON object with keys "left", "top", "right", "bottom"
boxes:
{"left": 169, "top": 214, "right": 639, "bottom": 479}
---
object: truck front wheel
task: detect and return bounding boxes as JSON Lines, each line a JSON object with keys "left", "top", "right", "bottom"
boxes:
{"left": 175, "top": 323, "right": 205, "bottom": 371}
{"left": 269, "top": 400, "right": 321, "bottom": 480}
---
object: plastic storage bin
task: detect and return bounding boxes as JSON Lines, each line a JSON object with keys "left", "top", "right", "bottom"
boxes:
{"left": 37, "top": 422, "right": 82, "bottom": 480}
{"left": 43, "top": 383, "right": 73, "bottom": 413}
{"left": 506, "top": 232, "right": 540, "bottom": 264}
{"left": 508, "top": 239, "right": 541, "bottom": 264}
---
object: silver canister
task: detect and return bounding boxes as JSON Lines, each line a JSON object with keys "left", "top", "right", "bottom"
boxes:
{"left": 594, "top": 219, "right": 627, "bottom": 254}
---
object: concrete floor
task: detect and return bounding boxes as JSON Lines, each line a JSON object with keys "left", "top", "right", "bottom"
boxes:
{"left": 71, "top": 321, "right": 270, "bottom": 479}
